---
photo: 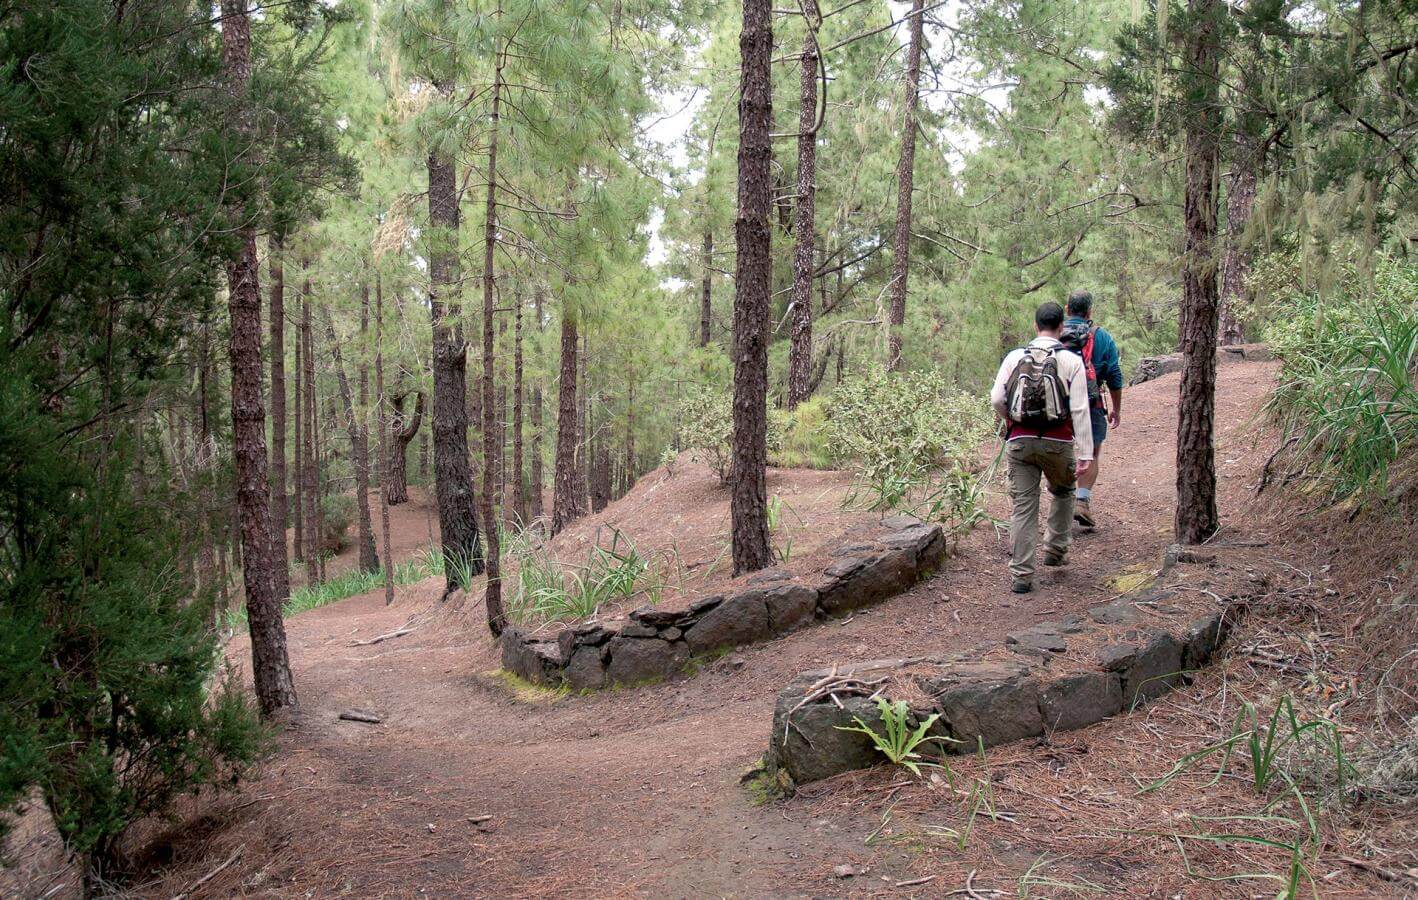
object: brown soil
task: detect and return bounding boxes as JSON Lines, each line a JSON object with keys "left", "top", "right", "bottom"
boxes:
{"left": 13, "top": 359, "right": 1415, "bottom": 898}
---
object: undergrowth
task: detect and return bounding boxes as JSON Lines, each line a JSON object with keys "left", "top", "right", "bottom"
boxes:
{"left": 1263, "top": 252, "right": 1417, "bottom": 500}
{"left": 505, "top": 526, "right": 673, "bottom": 625}
{"left": 223, "top": 544, "right": 447, "bottom": 631}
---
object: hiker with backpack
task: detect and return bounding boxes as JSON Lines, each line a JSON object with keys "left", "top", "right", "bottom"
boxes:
{"left": 1060, "top": 289, "right": 1124, "bottom": 528}
{"left": 990, "top": 302, "right": 1094, "bottom": 594}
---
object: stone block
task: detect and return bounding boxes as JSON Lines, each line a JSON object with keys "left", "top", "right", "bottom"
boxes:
{"left": 1180, "top": 610, "right": 1224, "bottom": 670}
{"left": 1039, "top": 671, "right": 1123, "bottom": 732}
{"left": 564, "top": 644, "right": 607, "bottom": 690}
{"left": 818, "top": 548, "right": 914, "bottom": 615}
{"left": 688, "top": 594, "right": 725, "bottom": 616}
{"left": 1116, "top": 630, "right": 1184, "bottom": 708}
{"left": 605, "top": 637, "right": 688, "bottom": 686}
{"left": 501, "top": 629, "right": 564, "bottom": 685}
{"left": 771, "top": 689, "right": 884, "bottom": 785}
{"left": 764, "top": 583, "right": 818, "bottom": 634}
{"left": 926, "top": 659, "right": 1044, "bottom": 750}
{"left": 630, "top": 606, "right": 684, "bottom": 628}
{"left": 685, "top": 591, "right": 770, "bottom": 654}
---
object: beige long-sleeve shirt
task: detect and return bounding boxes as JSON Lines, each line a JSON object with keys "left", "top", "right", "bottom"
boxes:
{"left": 989, "top": 336, "right": 1094, "bottom": 461}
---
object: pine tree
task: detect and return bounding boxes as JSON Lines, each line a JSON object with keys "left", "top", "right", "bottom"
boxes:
{"left": 787, "top": 0, "right": 822, "bottom": 409}
{"left": 220, "top": 0, "right": 296, "bottom": 716}
{"left": 886, "top": 0, "right": 924, "bottom": 372}
{"left": 730, "top": 0, "right": 774, "bottom": 575}
{"left": 1175, "top": 0, "right": 1224, "bottom": 543}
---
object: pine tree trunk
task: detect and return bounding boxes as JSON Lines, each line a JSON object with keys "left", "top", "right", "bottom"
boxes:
{"left": 428, "top": 78, "right": 484, "bottom": 594}
{"left": 787, "top": 1, "right": 820, "bottom": 409}
{"left": 419, "top": 427, "right": 429, "bottom": 480}
{"left": 551, "top": 309, "right": 583, "bottom": 534}
{"left": 292, "top": 273, "right": 304, "bottom": 563}
{"left": 301, "top": 287, "right": 319, "bottom": 584}
{"left": 578, "top": 331, "right": 590, "bottom": 512}
{"left": 730, "top": 0, "right": 774, "bottom": 574}
{"left": 1175, "top": 0, "right": 1223, "bottom": 544}
{"left": 700, "top": 227, "right": 714, "bottom": 347}
{"left": 625, "top": 377, "right": 636, "bottom": 493}
{"left": 388, "top": 391, "right": 422, "bottom": 505}
{"left": 321, "top": 302, "right": 379, "bottom": 574}
{"left": 1219, "top": 139, "right": 1256, "bottom": 347}
{"left": 480, "top": 57, "right": 507, "bottom": 635}
{"left": 376, "top": 276, "right": 395, "bottom": 606}
{"left": 886, "top": 0, "right": 924, "bottom": 372}
{"left": 512, "top": 293, "right": 526, "bottom": 525}
{"left": 220, "top": 0, "right": 295, "bottom": 717}
{"left": 530, "top": 288, "right": 546, "bottom": 524}
{"left": 268, "top": 234, "right": 290, "bottom": 602}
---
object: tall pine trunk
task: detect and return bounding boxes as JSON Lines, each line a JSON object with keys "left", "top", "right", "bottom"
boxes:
{"left": 480, "top": 56, "right": 507, "bottom": 636}
{"left": 220, "top": 0, "right": 295, "bottom": 717}
{"left": 787, "top": 1, "right": 820, "bottom": 409}
{"left": 376, "top": 277, "right": 395, "bottom": 606}
{"left": 387, "top": 391, "right": 422, "bottom": 505}
{"left": 268, "top": 234, "right": 290, "bottom": 602}
{"left": 578, "top": 331, "right": 590, "bottom": 511}
{"left": 1175, "top": 0, "right": 1223, "bottom": 544}
{"left": 886, "top": 0, "right": 924, "bottom": 371}
{"left": 530, "top": 288, "right": 546, "bottom": 524}
{"left": 1219, "top": 139, "right": 1256, "bottom": 346}
{"left": 730, "top": 0, "right": 774, "bottom": 574}
{"left": 700, "top": 227, "right": 714, "bottom": 347}
{"left": 321, "top": 302, "right": 379, "bottom": 574}
{"left": 292, "top": 269, "right": 304, "bottom": 563}
{"left": 301, "top": 286, "right": 319, "bottom": 584}
{"left": 511, "top": 292, "right": 526, "bottom": 525}
{"left": 428, "top": 78, "right": 484, "bottom": 595}
{"left": 551, "top": 309, "right": 582, "bottom": 534}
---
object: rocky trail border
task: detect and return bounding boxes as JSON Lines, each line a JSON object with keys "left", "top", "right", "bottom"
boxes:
{"left": 766, "top": 548, "right": 1257, "bottom": 784}
{"left": 501, "top": 514, "right": 948, "bottom": 690}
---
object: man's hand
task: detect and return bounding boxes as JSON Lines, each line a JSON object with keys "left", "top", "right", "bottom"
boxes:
{"left": 1076, "top": 458, "right": 1094, "bottom": 479}
{"left": 1108, "top": 409, "right": 1121, "bottom": 429}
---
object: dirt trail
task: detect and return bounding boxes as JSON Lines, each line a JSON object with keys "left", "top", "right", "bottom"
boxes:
{"left": 138, "top": 361, "right": 1281, "bottom": 898}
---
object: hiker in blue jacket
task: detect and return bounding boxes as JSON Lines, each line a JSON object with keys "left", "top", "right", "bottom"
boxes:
{"left": 1061, "top": 289, "right": 1123, "bottom": 528}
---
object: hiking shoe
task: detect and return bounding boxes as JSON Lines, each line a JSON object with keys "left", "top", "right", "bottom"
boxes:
{"left": 1073, "top": 499, "right": 1096, "bottom": 528}
{"left": 1011, "top": 578, "right": 1033, "bottom": 594}
{"left": 1042, "top": 551, "right": 1067, "bottom": 567}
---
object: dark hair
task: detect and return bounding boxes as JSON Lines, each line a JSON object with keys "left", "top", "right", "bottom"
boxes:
{"left": 1035, "top": 301, "right": 1065, "bottom": 331}
{"left": 1067, "top": 289, "right": 1093, "bottom": 318}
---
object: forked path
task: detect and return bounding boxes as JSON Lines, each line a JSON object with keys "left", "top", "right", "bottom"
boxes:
{"left": 162, "top": 360, "right": 1277, "bottom": 898}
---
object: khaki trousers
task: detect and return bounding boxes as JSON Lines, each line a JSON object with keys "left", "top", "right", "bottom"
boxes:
{"left": 1006, "top": 438, "right": 1076, "bottom": 580}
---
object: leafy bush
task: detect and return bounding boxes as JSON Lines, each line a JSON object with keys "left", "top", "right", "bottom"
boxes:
{"left": 676, "top": 386, "right": 782, "bottom": 483}
{"left": 829, "top": 368, "right": 995, "bottom": 536}
{"left": 1264, "top": 254, "right": 1417, "bottom": 498}
{"left": 826, "top": 367, "right": 993, "bottom": 482}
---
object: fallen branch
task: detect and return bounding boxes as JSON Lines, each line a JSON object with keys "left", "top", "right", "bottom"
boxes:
{"left": 351, "top": 626, "right": 414, "bottom": 647}
{"left": 895, "top": 874, "right": 937, "bottom": 888}
{"left": 171, "top": 844, "right": 243, "bottom": 900}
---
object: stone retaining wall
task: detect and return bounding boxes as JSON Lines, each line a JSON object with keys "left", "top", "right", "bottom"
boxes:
{"left": 501, "top": 515, "right": 948, "bottom": 691}
{"left": 1130, "top": 342, "right": 1273, "bottom": 386}
{"left": 767, "top": 574, "right": 1242, "bottom": 785}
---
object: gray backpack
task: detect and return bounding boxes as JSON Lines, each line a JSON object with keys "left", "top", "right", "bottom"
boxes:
{"left": 1005, "top": 346, "right": 1069, "bottom": 428}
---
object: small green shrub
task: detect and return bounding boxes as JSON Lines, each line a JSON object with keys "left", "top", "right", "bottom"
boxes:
{"left": 319, "top": 493, "right": 354, "bottom": 554}
{"left": 676, "top": 386, "right": 782, "bottom": 483}
{"left": 772, "top": 396, "right": 834, "bottom": 468}
{"left": 826, "top": 367, "right": 993, "bottom": 483}
{"left": 835, "top": 697, "right": 956, "bottom": 777}
{"left": 1264, "top": 253, "right": 1417, "bottom": 498}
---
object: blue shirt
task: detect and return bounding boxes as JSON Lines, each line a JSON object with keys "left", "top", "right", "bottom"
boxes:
{"left": 1065, "top": 316, "right": 1123, "bottom": 390}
